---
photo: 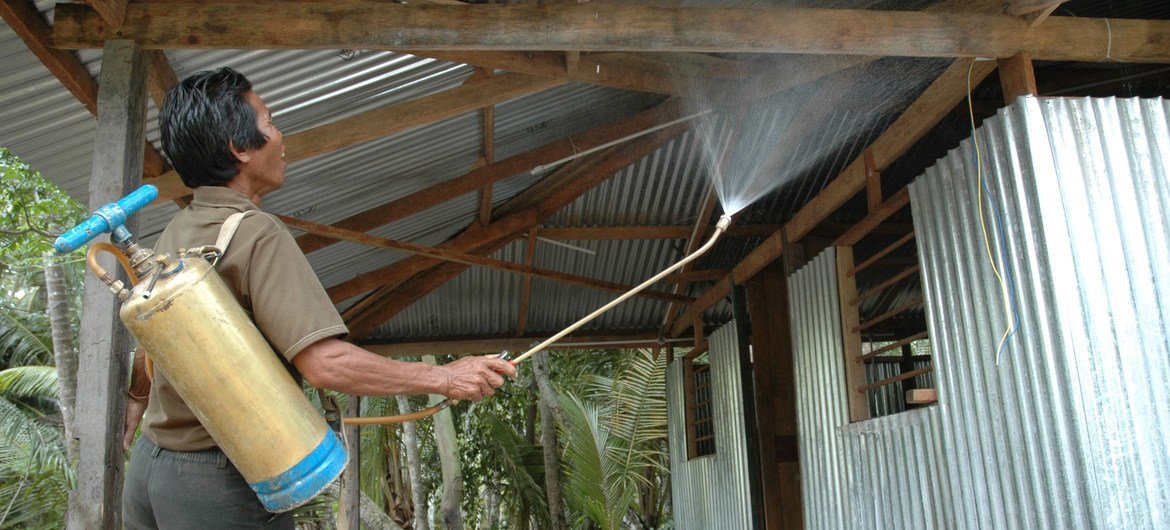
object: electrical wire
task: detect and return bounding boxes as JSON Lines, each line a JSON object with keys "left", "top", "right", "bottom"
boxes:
{"left": 966, "top": 59, "right": 1020, "bottom": 365}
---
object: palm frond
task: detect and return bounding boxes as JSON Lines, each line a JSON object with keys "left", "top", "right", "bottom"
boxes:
{"left": 0, "top": 366, "right": 59, "bottom": 401}
{"left": 557, "top": 392, "right": 637, "bottom": 530}
{"left": 0, "top": 305, "right": 52, "bottom": 368}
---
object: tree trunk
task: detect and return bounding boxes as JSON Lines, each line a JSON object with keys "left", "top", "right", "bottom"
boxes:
{"left": 397, "top": 394, "right": 431, "bottom": 530}
{"left": 325, "top": 482, "right": 404, "bottom": 530}
{"left": 43, "top": 252, "right": 79, "bottom": 462}
{"left": 426, "top": 356, "right": 464, "bottom": 530}
{"left": 532, "top": 351, "right": 568, "bottom": 530}
{"left": 478, "top": 486, "right": 500, "bottom": 530}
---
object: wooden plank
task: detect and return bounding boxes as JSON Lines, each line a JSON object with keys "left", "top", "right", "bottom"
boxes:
{"left": 479, "top": 81, "right": 495, "bottom": 226}
{"left": 670, "top": 59, "right": 996, "bottom": 338}
{"left": 538, "top": 224, "right": 779, "bottom": 241}
{"left": 145, "top": 50, "right": 177, "bottom": 110}
{"left": 835, "top": 246, "right": 870, "bottom": 422}
{"left": 998, "top": 52, "right": 1039, "bottom": 104}
{"left": 849, "top": 231, "right": 916, "bottom": 277}
{"left": 516, "top": 229, "right": 538, "bottom": 336}
{"left": 855, "top": 297, "right": 925, "bottom": 333}
{"left": 68, "top": 39, "right": 147, "bottom": 530}
{"left": 295, "top": 99, "right": 684, "bottom": 254}
{"left": 851, "top": 265, "right": 920, "bottom": 306}
{"left": 0, "top": 1, "right": 166, "bottom": 178}
{"left": 363, "top": 331, "right": 689, "bottom": 357}
{"left": 662, "top": 191, "right": 718, "bottom": 334}
{"left": 52, "top": 3, "right": 1170, "bottom": 63}
{"left": 745, "top": 261, "right": 802, "bottom": 530}
{"left": 149, "top": 72, "right": 564, "bottom": 204}
{"left": 906, "top": 388, "right": 939, "bottom": 405}
{"left": 859, "top": 366, "right": 934, "bottom": 392}
{"left": 860, "top": 331, "right": 930, "bottom": 361}
{"left": 834, "top": 188, "right": 911, "bottom": 246}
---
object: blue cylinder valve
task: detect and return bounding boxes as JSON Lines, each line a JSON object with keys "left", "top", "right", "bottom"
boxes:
{"left": 54, "top": 185, "right": 158, "bottom": 254}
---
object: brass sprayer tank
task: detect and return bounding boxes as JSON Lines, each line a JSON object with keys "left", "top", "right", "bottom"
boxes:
{"left": 56, "top": 185, "right": 345, "bottom": 512}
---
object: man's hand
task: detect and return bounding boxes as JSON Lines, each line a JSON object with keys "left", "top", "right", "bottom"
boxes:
{"left": 440, "top": 355, "right": 517, "bottom": 401}
{"left": 123, "top": 396, "right": 148, "bottom": 451}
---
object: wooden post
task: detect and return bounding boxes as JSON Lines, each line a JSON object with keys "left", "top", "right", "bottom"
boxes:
{"left": 835, "top": 246, "right": 870, "bottom": 423}
{"left": 745, "top": 261, "right": 803, "bottom": 529}
{"left": 339, "top": 396, "right": 361, "bottom": 530}
{"left": 997, "top": 52, "right": 1038, "bottom": 105}
{"left": 68, "top": 39, "right": 147, "bottom": 530}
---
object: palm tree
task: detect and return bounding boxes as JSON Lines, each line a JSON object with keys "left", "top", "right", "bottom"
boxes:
{"left": 556, "top": 349, "right": 670, "bottom": 530}
{"left": 0, "top": 365, "right": 73, "bottom": 529}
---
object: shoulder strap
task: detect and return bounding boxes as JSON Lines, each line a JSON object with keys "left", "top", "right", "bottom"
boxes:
{"left": 214, "top": 210, "right": 260, "bottom": 256}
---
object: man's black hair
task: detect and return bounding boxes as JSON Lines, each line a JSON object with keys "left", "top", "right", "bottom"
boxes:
{"left": 159, "top": 67, "right": 267, "bottom": 188}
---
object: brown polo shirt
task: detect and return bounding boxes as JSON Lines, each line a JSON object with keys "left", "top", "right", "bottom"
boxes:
{"left": 142, "top": 186, "right": 348, "bottom": 451}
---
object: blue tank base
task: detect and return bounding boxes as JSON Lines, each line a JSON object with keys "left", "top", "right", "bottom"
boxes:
{"left": 250, "top": 430, "right": 348, "bottom": 513}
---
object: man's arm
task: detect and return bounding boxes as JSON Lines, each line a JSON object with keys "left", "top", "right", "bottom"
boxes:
{"left": 123, "top": 347, "right": 151, "bottom": 450}
{"left": 291, "top": 337, "right": 516, "bottom": 400}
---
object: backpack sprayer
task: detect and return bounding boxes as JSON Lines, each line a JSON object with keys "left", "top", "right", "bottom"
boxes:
{"left": 56, "top": 185, "right": 345, "bottom": 513}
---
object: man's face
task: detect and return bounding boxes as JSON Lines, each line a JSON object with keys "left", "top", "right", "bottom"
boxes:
{"left": 237, "top": 91, "right": 286, "bottom": 196}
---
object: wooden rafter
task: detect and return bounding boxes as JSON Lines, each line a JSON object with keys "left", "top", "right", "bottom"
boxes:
{"left": 537, "top": 224, "right": 779, "bottom": 241}
{"left": 150, "top": 72, "right": 565, "bottom": 204}
{"left": 670, "top": 58, "right": 999, "bottom": 337}
{"left": 343, "top": 120, "right": 692, "bottom": 339}
{"left": 277, "top": 214, "right": 693, "bottom": 305}
{"left": 295, "top": 99, "right": 685, "bottom": 254}
{"left": 52, "top": 3, "right": 1170, "bottom": 63}
{"left": 516, "top": 229, "right": 538, "bottom": 337}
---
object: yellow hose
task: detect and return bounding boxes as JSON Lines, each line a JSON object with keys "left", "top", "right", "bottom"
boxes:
{"left": 86, "top": 242, "right": 140, "bottom": 285}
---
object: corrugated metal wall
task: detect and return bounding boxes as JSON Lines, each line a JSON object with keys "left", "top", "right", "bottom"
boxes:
{"left": 787, "top": 96, "right": 1170, "bottom": 530}
{"left": 904, "top": 95, "right": 1168, "bottom": 529}
{"left": 787, "top": 249, "right": 852, "bottom": 530}
{"left": 667, "top": 321, "right": 754, "bottom": 529}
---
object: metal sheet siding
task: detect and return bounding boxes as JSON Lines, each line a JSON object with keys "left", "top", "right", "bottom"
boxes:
{"left": 902, "top": 96, "right": 1170, "bottom": 529}
{"left": 787, "top": 248, "right": 851, "bottom": 530}
{"left": 667, "top": 320, "right": 754, "bottom": 529}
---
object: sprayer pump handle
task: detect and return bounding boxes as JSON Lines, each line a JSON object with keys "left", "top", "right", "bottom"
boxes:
{"left": 54, "top": 185, "right": 158, "bottom": 254}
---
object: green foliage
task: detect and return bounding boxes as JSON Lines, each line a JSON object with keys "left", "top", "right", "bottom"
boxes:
{"left": 0, "top": 369, "right": 72, "bottom": 529}
{"left": 0, "top": 148, "right": 86, "bottom": 271}
{"left": 558, "top": 349, "right": 670, "bottom": 530}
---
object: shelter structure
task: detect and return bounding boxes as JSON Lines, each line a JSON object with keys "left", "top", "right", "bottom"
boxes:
{"left": 2, "top": 1, "right": 1169, "bottom": 528}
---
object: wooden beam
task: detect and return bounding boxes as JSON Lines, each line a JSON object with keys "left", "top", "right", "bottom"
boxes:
{"left": 81, "top": 0, "right": 126, "bottom": 27}
{"left": 864, "top": 147, "right": 882, "bottom": 213}
{"left": 537, "top": 224, "right": 779, "bottom": 241}
{"left": 670, "top": 58, "right": 997, "bottom": 338}
{"left": 145, "top": 50, "right": 178, "bottom": 110}
{"left": 69, "top": 39, "right": 146, "bottom": 530}
{"left": 745, "top": 261, "right": 802, "bottom": 530}
{"left": 52, "top": 3, "right": 1170, "bottom": 63}
{"left": 662, "top": 191, "right": 718, "bottom": 335}
{"left": 329, "top": 210, "right": 536, "bottom": 304}
{"left": 906, "top": 388, "right": 939, "bottom": 405}
{"left": 344, "top": 121, "right": 691, "bottom": 339}
{"left": 665, "top": 269, "right": 731, "bottom": 285}
{"left": 478, "top": 70, "right": 496, "bottom": 226}
{"left": 998, "top": 52, "right": 1039, "bottom": 104}
{"left": 835, "top": 246, "right": 870, "bottom": 423}
{"left": 516, "top": 229, "right": 538, "bottom": 336}
{"left": 277, "top": 214, "right": 693, "bottom": 304}
{"left": 0, "top": 0, "right": 166, "bottom": 178}
{"left": 295, "top": 99, "right": 685, "bottom": 254}
{"left": 149, "top": 72, "right": 564, "bottom": 204}
{"left": 834, "top": 187, "right": 912, "bottom": 247}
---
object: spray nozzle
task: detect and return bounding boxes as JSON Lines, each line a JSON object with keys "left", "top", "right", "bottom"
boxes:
{"left": 54, "top": 185, "right": 158, "bottom": 254}
{"left": 715, "top": 214, "right": 733, "bottom": 231}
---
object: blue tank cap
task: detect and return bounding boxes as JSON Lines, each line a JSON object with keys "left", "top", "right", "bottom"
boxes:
{"left": 250, "top": 430, "right": 348, "bottom": 513}
{"left": 54, "top": 184, "right": 158, "bottom": 254}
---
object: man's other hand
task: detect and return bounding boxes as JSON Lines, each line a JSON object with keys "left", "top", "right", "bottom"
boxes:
{"left": 440, "top": 355, "right": 517, "bottom": 401}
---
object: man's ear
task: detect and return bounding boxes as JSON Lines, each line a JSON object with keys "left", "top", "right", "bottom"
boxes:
{"left": 229, "top": 140, "right": 251, "bottom": 164}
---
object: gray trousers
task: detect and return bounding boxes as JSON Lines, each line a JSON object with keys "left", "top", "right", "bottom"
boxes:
{"left": 122, "top": 435, "right": 294, "bottom": 529}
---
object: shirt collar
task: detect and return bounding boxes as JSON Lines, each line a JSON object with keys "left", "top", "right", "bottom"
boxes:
{"left": 189, "top": 186, "right": 258, "bottom": 213}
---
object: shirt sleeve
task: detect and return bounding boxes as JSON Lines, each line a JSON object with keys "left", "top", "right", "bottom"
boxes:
{"left": 242, "top": 215, "right": 348, "bottom": 361}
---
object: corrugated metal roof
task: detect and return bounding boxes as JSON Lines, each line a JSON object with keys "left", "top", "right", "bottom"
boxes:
{"left": 2, "top": 1, "right": 1168, "bottom": 345}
